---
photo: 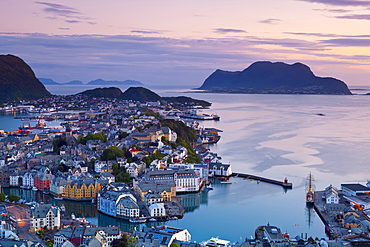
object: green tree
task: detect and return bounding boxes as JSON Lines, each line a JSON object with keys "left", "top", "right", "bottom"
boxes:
{"left": 77, "top": 132, "right": 107, "bottom": 145}
{"left": 118, "top": 132, "right": 129, "bottom": 140}
{"left": 52, "top": 137, "right": 67, "bottom": 153}
{"left": 101, "top": 146, "right": 125, "bottom": 161}
{"left": 170, "top": 243, "right": 180, "bottom": 247}
{"left": 128, "top": 237, "right": 137, "bottom": 247}
{"left": 0, "top": 192, "right": 6, "bottom": 202}
{"left": 161, "top": 119, "right": 197, "bottom": 142}
{"left": 7, "top": 194, "right": 20, "bottom": 202}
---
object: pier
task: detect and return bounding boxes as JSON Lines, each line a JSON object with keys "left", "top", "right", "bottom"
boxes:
{"left": 231, "top": 172, "right": 293, "bottom": 189}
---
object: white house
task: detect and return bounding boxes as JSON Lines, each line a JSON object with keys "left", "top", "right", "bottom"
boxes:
{"left": 94, "top": 160, "right": 108, "bottom": 173}
{"left": 22, "top": 171, "right": 37, "bottom": 188}
{"left": 31, "top": 204, "right": 61, "bottom": 232}
{"left": 209, "top": 163, "right": 232, "bottom": 177}
{"left": 126, "top": 163, "right": 138, "bottom": 178}
{"left": 149, "top": 203, "right": 166, "bottom": 217}
{"left": 9, "top": 171, "right": 19, "bottom": 187}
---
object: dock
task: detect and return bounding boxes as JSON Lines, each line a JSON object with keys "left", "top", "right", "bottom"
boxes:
{"left": 231, "top": 172, "right": 293, "bottom": 189}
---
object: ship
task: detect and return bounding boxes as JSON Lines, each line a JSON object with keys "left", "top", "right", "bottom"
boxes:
{"left": 180, "top": 110, "right": 220, "bottom": 121}
{"left": 306, "top": 172, "right": 315, "bottom": 205}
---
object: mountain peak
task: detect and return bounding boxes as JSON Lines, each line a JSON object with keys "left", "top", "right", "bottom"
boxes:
{"left": 0, "top": 54, "right": 51, "bottom": 102}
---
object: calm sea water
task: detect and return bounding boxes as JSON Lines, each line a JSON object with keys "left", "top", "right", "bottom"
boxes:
{"left": 3, "top": 85, "right": 370, "bottom": 242}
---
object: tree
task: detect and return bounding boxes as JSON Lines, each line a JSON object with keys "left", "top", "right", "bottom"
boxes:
{"left": 0, "top": 192, "right": 5, "bottom": 202}
{"left": 118, "top": 132, "right": 129, "bottom": 140}
{"left": 7, "top": 194, "right": 20, "bottom": 202}
{"left": 101, "top": 146, "right": 125, "bottom": 161}
{"left": 170, "top": 243, "right": 180, "bottom": 247}
{"left": 52, "top": 137, "right": 67, "bottom": 153}
{"left": 77, "top": 132, "right": 107, "bottom": 145}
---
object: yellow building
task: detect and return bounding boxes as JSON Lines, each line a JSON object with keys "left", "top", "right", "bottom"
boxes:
{"left": 64, "top": 179, "right": 104, "bottom": 201}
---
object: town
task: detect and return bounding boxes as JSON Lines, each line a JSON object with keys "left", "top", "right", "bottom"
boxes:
{"left": 0, "top": 93, "right": 370, "bottom": 247}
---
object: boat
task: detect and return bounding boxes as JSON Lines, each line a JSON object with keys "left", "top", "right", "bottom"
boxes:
{"left": 204, "top": 185, "right": 214, "bottom": 191}
{"left": 129, "top": 218, "right": 147, "bottom": 223}
{"left": 54, "top": 196, "right": 63, "bottom": 200}
{"left": 220, "top": 181, "right": 232, "bottom": 184}
{"left": 306, "top": 172, "right": 315, "bottom": 205}
{"left": 201, "top": 237, "right": 231, "bottom": 247}
{"left": 32, "top": 187, "right": 38, "bottom": 191}
{"left": 180, "top": 110, "right": 220, "bottom": 121}
{"left": 148, "top": 218, "right": 157, "bottom": 222}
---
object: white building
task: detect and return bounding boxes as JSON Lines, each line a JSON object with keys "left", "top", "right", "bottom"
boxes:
{"left": 22, "top": 171, "right": 36, "bottom": 188}
{"left": 209, "top": 163, "right": 232, "bottom": 177}
{"left": 31, "top": 204, "right": 61, "bottom": 232}
{"left": 325, "top": 184, "right": 339, "bottom": 204}
{"left": 126, "top": 163, "right": 138, "bottom": 178}
{"left": 145, "top": 169, "right": 201, "bottom": 192}
{"left": 149, "top": 203, "right": 166, "bottom": 217}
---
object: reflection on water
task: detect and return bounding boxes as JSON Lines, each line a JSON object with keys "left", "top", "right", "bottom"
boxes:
{"left": 177, "top": 191, "right": 208, "bottom": 212}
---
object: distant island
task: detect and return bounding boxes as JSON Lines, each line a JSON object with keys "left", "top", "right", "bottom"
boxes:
{"left": 39, "top": 78, "right": 143, "bottom": 86}
{"left": 0, "top": 54, "right": 51, "bottom": 102}
{"left": 78, "top": 87, "right": 212, "bottom": 107}
{"left": 198, "top": 61, "right": 352, "bottom": 95}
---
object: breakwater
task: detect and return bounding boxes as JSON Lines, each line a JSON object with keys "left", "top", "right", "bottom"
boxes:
{"left": 231, "top": 172, "right": 293, "bottom": 189}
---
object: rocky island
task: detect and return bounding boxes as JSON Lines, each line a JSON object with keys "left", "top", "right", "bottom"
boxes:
{"left": 198, "top": 61, "right": 352, "bottom": 95}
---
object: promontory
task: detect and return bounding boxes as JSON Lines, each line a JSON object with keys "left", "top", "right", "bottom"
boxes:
{"left": 198, "top": 61, "right": 352, "bottom": 95}
{"left": 0, "top": 54, "right": 51, "bottom": 102}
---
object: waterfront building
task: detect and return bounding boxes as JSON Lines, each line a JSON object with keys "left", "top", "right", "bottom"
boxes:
{"left": 97, "top": 188, "right": 138, "bottom": 219}
{"left": 341, "top": 184, "right": 370, "bottom": 196}
{"left": 9, "top": 170, "right": 20, "bottom": 187}
{"left": 34, "top": 171, "right": 54, "bottom": 191}
{"left": 30, "top": 204, "right": 61, "bottom": 232}
{"left": 116, "top": 196, "right": 140, "bottom": 218}
{"left": 144, "top": 169, "right": 201, "bottom": 193}
{"left": 208, "top": 162, "right": 232, "bottom": 177}
{"left": 325, "top": 184, "right": 339, "bottom": 204}
{"left": 50, "top": 176, "right": 69, "bottom": 196}
{"left": 134, "top": 225, "right": 191, "bottom": 247}
{"left": 149, "top": 203, "right": 166, "bottom": 217}
{"left": 21, "top": 171, "right": 37, "bottom": 189}
{"left": 64, "top": 178, "right": 104, "bottom": 201}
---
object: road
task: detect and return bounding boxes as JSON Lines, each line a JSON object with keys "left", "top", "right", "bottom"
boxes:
{"left": 6, "top": 204, "right": 46, "bottom": 245}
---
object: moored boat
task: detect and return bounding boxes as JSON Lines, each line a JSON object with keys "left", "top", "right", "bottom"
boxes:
{"left": 306, "top": 172, "right": 315, "bottom": 205}
{"left": 129, "top": 218, "right": 147, "bottom": 223}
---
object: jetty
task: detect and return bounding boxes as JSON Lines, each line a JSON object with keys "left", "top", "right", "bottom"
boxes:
{"left": 231, "top": 172, "right": 292, "bottom": 189}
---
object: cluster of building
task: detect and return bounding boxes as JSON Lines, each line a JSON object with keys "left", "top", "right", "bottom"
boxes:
{"left": 314, "top": 182, "right": 370, "bottom": 245}
{"left": 0, "top": 94, "right": 239, "bottom": 246}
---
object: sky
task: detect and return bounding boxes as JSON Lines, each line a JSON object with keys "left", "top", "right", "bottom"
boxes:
{"left": 1, "top": 0, "right": 370, "bottom": 87}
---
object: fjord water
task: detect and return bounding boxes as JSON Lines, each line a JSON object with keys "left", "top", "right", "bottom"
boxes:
{"left": 4, "top": 85, "right": 370, "bottom": 242}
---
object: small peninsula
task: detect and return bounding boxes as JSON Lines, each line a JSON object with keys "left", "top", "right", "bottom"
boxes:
{"left": 78, "top": 86, "right": 212, "bottom": 107}
{"left": 198, "top": 61, "right": 352, "bottom": 95}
